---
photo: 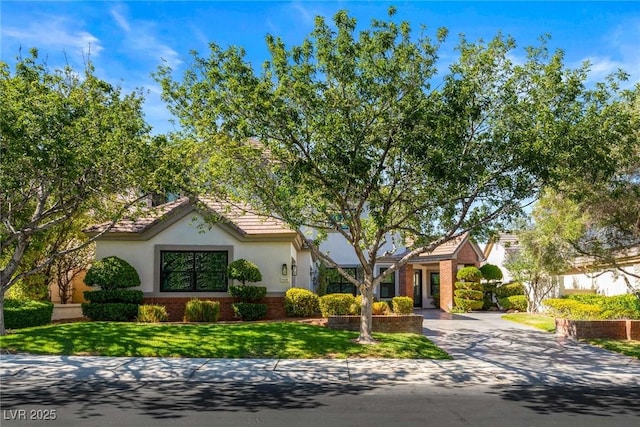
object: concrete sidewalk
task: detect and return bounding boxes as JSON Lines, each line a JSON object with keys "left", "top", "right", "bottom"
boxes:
{"left": 1, "top": 311, "right": 638, "bottom": 387}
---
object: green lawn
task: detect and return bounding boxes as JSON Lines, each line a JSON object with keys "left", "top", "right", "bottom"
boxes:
{"left": 0, "top": 321, "right": 451, "bottom": 359}
{"left": 501, "top": 313, "right": 556, "bottom": 332}
{"left": 586, "top": 339, "right": 640, "bottom": 359}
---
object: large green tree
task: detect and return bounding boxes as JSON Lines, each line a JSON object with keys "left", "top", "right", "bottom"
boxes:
{"left": 0, "top": 50, "right": 161, "bottom": 334}
{"left": 156, "top": 9, "right": 636, "bottom": 343}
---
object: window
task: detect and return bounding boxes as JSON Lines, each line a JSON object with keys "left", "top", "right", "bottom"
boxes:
{"left": 160, "top": 250, "right": 228, "bottom": 292}
{"left": 430, "top": 272, "right": 440, "bottom": 296}
{"left": 326, "top": 268, "right": 357, "bottom": 295}
{"left": 379, "top": 267, "right": 395, "bottom": 299}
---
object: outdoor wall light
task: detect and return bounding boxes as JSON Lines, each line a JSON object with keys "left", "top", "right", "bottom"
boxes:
{"left": 291, "top": 262, "right": 298, "bottom": 276}
{"left": 281, "top": 263, "right": 288, "bottom": 276}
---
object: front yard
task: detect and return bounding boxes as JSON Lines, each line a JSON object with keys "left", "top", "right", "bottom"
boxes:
{"left": 502, "top": 313, "right": 640, "bottom": 359}
{"left": 0, "top": 321, "right": 451, "bottom": 359}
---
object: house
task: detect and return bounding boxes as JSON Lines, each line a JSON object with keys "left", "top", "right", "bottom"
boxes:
{"left": 556, "top": 247, "right": 640, "bottom": 296}
{"left": 482, "top": 232, "right": 520, "bottom": 283}
{"left": 85, "top": 197, "right": 313, "bottom": 320}
{"left": 321, "top": 230, "right": 485, "bottom": 311}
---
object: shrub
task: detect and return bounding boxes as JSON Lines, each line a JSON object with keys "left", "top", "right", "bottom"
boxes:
{"left": 137, "top": 305, "right": 169, "bottom": 323}
{"left": 456, "top": 266, "right": 482, "bottom": 282}
{"left": 84, "top": 256, "right": 140, "bottom": 290}
{"left": 495, "top": 282, "right": 525, "bottom": 298}
{"left": 227, "top": 259, "right": 262, "bottom": 285}
{"left": 228, "top": 285, "right": 267, "bottom": 301}
{"left": 454, "top": 289, "right": 484, "bottom": 300}
{"left": 479, "top": 264, "right": 503, "bottom": 281}
{"left": 454, "top": 282, "right": 483, "bottom": 291}
{"left": 498, "top": 295, "right": 528, "bottom": 312}
{"left": 184, "top": 299, "right": 220, "bottom": 322}
{"left": 232, "top": 302, "right": 268, "bottom": 321}
{"left": 454, "top": 279, "right": 484, "bottom": 312}
{"left": 392, "top": 296, "right": 414, "bottom": 314}
{"left": 454, "top": 298, "right": 484, "bottom": 311}
{"left": 284, "top": 288, "right": 320, "bottom": 317}
{"left": 350, "top": 296, "right": 362, "bottom": 315}
{"left": 319, "top": 293, "right": 356, "bottom": 316}
{"left": 6, "top": 276, "right": 49, "bottom": 301}
{"left": 567, "top": 294, "right": 640, "bottom": 319}
{"left": 372, "top": 301, "right": 390, "bottom": 315}
{"left": 543, "top": 298, "right": 602, "bottom": 320}
{"left": 432, "top": 293, "right": 440, "bottom": 308}
{"left": 81, "top": 302, "right": 139, "bottom": 321}
{"left": 83, "top": 290, "right": 143, "bottom": 304}
{"left": 4, "top": 299, "right": 53, "bottom": 329}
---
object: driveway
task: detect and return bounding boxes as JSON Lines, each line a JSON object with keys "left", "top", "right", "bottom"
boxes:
{"left": 420, "top": 309, "right": 639, "bottom": 387}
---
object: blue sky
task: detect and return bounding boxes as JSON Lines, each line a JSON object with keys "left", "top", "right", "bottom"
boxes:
{"left": 2, "top": 1, "right": 639, "bottom": 135}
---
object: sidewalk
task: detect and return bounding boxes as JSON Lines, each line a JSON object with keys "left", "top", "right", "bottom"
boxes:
{"left": 1, "top": 312, "right": 638, "bottom": 387}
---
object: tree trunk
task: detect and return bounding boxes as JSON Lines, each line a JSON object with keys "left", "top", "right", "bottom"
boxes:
{"left": 357, "top": 283, "right": 376, "bottom": 344}
{"left": 0, "top": 290, "right": 5, "bottom": 336}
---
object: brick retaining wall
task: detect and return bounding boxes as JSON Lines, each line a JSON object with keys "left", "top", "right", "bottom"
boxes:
{"left": 327, "top": 315, "right": 424, "bottom": 334}
{"left": 555, "top": 318, "right": 640, "bottom": 340}
{"left": 142, "top": 296, "right": 285, "bottom": 322}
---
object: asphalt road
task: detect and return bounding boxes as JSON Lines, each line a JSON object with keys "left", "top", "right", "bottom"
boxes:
{"left": 1, "top": 379, "right": 639, "bottom": 427}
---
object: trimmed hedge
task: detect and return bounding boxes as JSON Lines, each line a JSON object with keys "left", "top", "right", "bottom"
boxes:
{"left": 544, "top": 294, "right": 640, "bottom": 320}
{"left": 184, "top": 299, "right": 220, "bottom": 322}
{"left": 454, "top": 297, "right": 484, "bottom": 311}
{"left": 137, "top": 305, "right": 169, "bottom": 323}
{"left": 392, "top": 296, "right": 414, "bottom": 314}
{"left": 228, "top": 285, "right": 267, "bottom": 302}
{"left": 84, "top": 256, "right": 140, "bottom": 290}
{"left": 480, "top": 264, "right": 503, "bottom": 281}
{"left": 84, "top": 290, "right": 143, "bottom": 304}
{"left": 284, "top": 288, "right": 320, "bottom": 317}
{"left": 498, "top": 295, "right": 528, "bottom": 312}
{"left": 232, "top": 302, "right": 268, "bottom": 321}
{"left": 372, "top": 301, "right": 390, "bottom": 315}
{"left": 4, "top": 299, "right": 53, "bottom": 329}
{"left": 319, "top": 293, "right": 356, "bottom": 317}
{"left": 456, "top": 266, "right": 482, "bottom": 282}
{"left": 227, "top": 259, "right": 262, "bottom": 285}
{"left": 543, "top": 298, "right": 601, "bottom": 320}
{"left": 81, "top": 302, "right": 139, "bottom": 321}
{"left": 454, "top": 289, "right": 484, "bottom": 300}
{"left": 455, "top": 282, "right": 483, "bottom": 291}
{"left": 495, "top": 283, "right": 525, "bottom": 298}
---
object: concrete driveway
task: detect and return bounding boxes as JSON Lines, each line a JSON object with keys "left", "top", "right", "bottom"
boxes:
{"left": 420, "top": 309, "right": 639, "bottom": 387}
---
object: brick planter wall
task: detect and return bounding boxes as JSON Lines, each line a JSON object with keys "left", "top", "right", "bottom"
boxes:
{"left": 142, "top": 296, "right": 285, "bottom": 321}
{"left": 327, "top": 314, "right": 424, "bottom": 334}
{"left": 555, "top": 318, "right": 640, "bottom": 340}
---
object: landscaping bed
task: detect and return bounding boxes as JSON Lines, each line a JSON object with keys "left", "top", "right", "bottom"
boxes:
{"left": 327, "top": 314, "right": 424, "bottom": 334}
{"left": 555, "top": 318, "right": 640, "bottom": 341}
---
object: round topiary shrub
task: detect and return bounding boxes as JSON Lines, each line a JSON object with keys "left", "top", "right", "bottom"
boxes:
{"left": 495, "top": 282, "right": 526, "bottom": 298}
{"left": 456, "top": 266, "right": 482, "bottom": 282}
{"left": 372, "top": 301, "right": 390, "bottom": 315}
{"left": 319, "top": 293, "right": 356, "bottom": 316}
{"left": 228, "top": 285, "right": 267, "bottom": 301}
{"left": 4, "top": 299, "right": 53, "bottom": 329}
{"left": 227, "top": 259, "right": 262, "bottom": 285}
{"left": 454, "top": 266, "right": 484, "bottom": 312}
{"left": 479, "top": 264, "right": 503, "bottom": 281}
{"left": 84, "top": 256, "right": 141, "bottom": 290}
{"left": 284, "top": 288, "right": 320, "bottom": 317}
{"left": 392, "top": 296, "right": 414, "bottom": 314}
{"left": 232, "top": 302, "right": 268, "bottom": 321}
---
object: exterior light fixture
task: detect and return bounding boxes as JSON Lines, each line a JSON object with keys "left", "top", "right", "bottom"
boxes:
{"left": 281, "top": 263, "right": 288, "bottom": 276}
{"left": 291, "top": 262, "right": 297, "bottom": 276}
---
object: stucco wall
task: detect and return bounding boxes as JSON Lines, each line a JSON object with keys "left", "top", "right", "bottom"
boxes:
{"left": 95, "top": 213, "right": 311, "bottom": 295}
{"left": 558, "top": 268, "right": 639, "bottom": 296}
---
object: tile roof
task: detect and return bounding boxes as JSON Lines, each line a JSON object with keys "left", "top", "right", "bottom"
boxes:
{"left": 84, "top": 197, "right": 296, "bottom": 238}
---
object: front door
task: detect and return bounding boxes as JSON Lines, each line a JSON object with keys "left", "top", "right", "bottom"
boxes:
{"left": 413, "top": 270, "right": 423, "bottom": 308}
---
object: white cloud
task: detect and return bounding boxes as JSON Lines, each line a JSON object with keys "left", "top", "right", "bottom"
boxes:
{"left": 110, "top": 6, "right": 131, "bottom": 32}
{"left": 2, "top": 16, "right": 103, "bottom": 58}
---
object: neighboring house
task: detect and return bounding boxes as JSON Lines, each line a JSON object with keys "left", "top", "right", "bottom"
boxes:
{"left": 321, "top": 231, "right": 484, "bottom": 311}
{"left": 482, "top": 232, "right": 520, "bottom": 283}
{"left": 85, "top": 197, "right": 313, "bottom": 320}
{"left": 557, "top": 247, "right": 640, "bottom": 296}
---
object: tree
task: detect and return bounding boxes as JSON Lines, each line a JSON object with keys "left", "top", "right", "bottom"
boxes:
{"left": 156, "top": 9, "right": 635, "bottom": 343}
{"left": 0, "top": 49, "right": 157, "bottom": 334}
{"left": 504, "top": 191, "right": 585, "bottom": 312}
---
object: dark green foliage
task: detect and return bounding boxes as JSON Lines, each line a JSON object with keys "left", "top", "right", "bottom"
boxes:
{"left": 227, "top": 259, "right": 262, "bottom": 285}
{"left": 3, "top": 299, "right": 53, "bottom": 329}
{"left": 284, "top": 288, "right": 320, "bottom": 317}
{"left": 137, "top": 305, "right": 169, "bottom": 323}
{"left": 498, "top": 295, "right": 528, "bottom": 312}
{"left": 432, "top": 293, "right": 440, "bottom": 308}
{"left": 232, "top": 302, "right": 268, "bottom": 321}
{"left": 480, "top": 264, "right": 503, "bottom": 281}
{"left": 454, "top": 279, "right": 484, "bottom": 312}
{"left": 228, "top": 285, "right": 267, "bottom": 301}
{"left": 319, "top": 293, "right": 356, "bottom": 316}
{"left": 83, "top": 290, "right": 143, "bottom": 304}
{"left": 184, "top": 299, "right": 220, "bottom": 322}
{"left": 392, "top": 296, "right": 414, "bottom": 314}
{"left": 456, "top": 267, "right": 482, "bottom": 282}
{"left": 81, "top": 303, "right": 139, "bottom": 321}
{"left": 495, "top": 282, "right": 526, "bottom": 298}
{"left": 84, "top": 256, "right": 141, "bottom": 290}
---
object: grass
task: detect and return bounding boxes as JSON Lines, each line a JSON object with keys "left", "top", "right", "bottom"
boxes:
{"left": 0, "top": 321, "right": 451, "bottom": 359}
{"left": 586, "top": 339, "right": 640, "bottom": 359}
{"left": 501, "top": 313, "right": 556, "bottom": 332}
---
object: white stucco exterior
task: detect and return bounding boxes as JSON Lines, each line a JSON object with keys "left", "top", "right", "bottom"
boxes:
{"left": 557, "top": 266, "right": 640, "bottom": 296}
{"left": 95, "top": 212, "right": 312, "bottom": 296}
